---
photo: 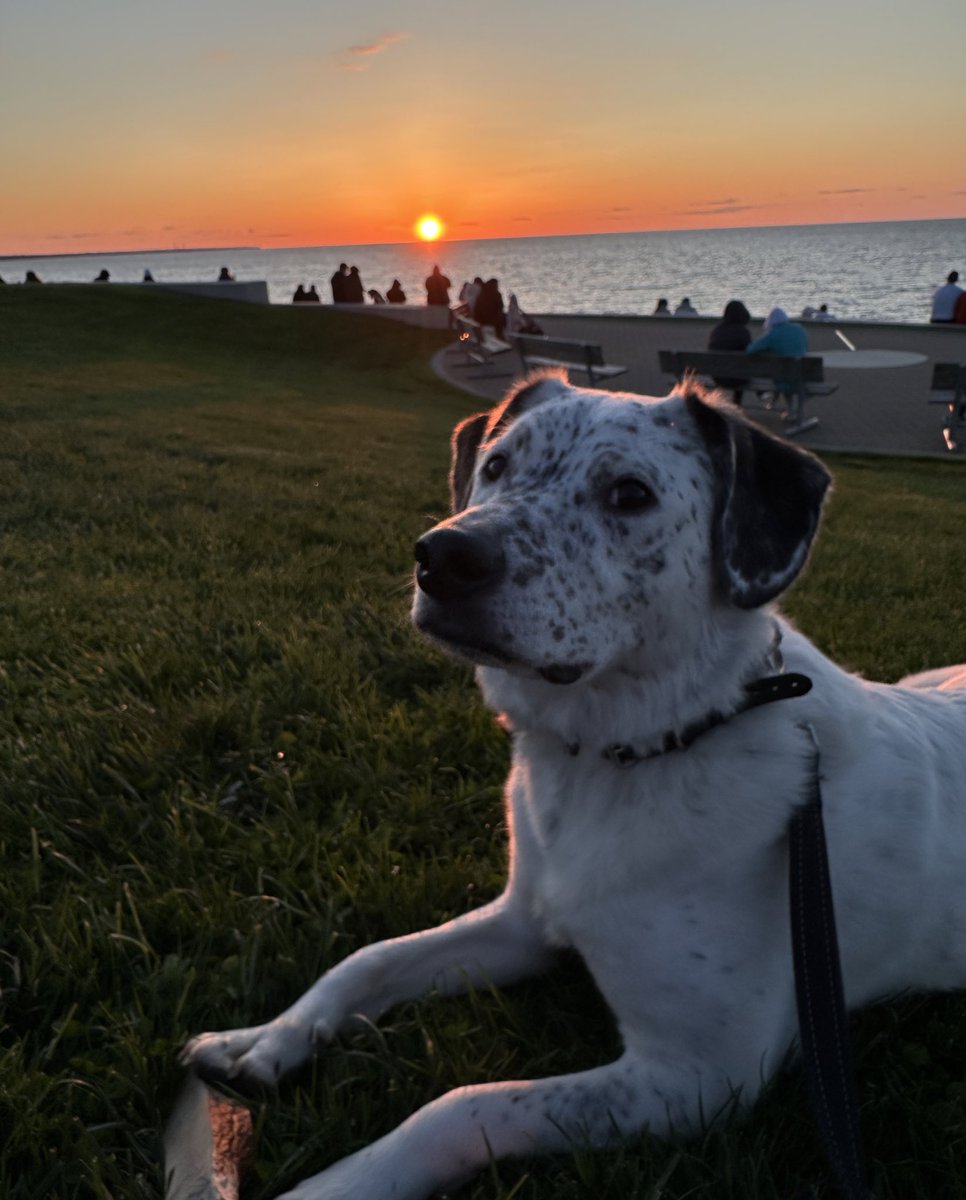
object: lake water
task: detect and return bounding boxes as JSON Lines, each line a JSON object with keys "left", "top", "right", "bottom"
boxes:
{"left": 2, "top": 218, "right": 963, "bottom": 324}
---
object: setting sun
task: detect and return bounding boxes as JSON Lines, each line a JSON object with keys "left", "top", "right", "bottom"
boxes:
{"left": 415, "top": 214, "right": 444, "bottom": 242}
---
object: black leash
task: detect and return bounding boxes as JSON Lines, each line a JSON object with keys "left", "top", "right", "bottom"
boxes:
{"left": 789, "top": 723, "right": 869, "bottom": 1200}
{"left": 567, "top": 658, "right": 871, "bottom": 1195}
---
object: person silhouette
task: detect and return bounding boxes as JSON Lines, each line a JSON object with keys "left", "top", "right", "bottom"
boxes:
{"left": 94, "top": 269, "right": 110, "bottom": 282}
{"left": 344, "top": 266, "right": 365, "bottom": 303}
{"left": 330, "top": 263, "right": 348, "bottom": 303}
{"left": 217, "top": 266, "right": 235, "bottom": 281}
{"left": 387, "top": 279, "right": 406, "bottom": 303}
{"left": 306, "top": 285, "right": 320, "bottom": 303}
{"left": 425, "top": 265, "right": 451, "bottom": 306}
{"left": 293, "top": 284, "right": 308, "bottom": 303}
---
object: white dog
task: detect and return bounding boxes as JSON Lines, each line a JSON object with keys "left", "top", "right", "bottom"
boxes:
{"left": 185, "top": 374, "right": 966, "bottom": 1199}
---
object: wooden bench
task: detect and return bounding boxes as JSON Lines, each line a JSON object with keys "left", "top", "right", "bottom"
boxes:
{"left": 511, "top": 334, "right": 627, "bottom": 386}
{"left": 452, "top": 312, "right": 513, "bottom": 371}
{"left": 928, "top": 362, "right": 966, "bottom": 452}
{"left": 658, "top": 349, "right": 838, "bottom": 436}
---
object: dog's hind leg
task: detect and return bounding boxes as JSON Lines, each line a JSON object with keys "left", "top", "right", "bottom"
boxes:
{"left": 272, "top": 1050, "right": 716, "bottom": 1200}
{"left": 899, "top": 664, "right": 966, "bottom": 692}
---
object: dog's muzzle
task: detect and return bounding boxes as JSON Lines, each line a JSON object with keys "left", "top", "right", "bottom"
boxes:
{"left": 414, "top": 526, "right": 506, "bottom": 602}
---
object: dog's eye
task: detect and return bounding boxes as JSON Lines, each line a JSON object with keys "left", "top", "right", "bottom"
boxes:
{"left": 482, "top": 453, "right": 507, "bottom": 482}
{"left": 605, "top": 478, "right": 655, "bottom": 512}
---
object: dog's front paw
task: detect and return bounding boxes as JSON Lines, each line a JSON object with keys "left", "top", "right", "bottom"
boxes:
{"left": 182, "top": 1016, "right": 320, "bottom": 1086}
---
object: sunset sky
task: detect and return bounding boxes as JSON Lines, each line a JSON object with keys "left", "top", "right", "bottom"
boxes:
{"left": 2, "top": 0, "right": 964, "bottom": 256}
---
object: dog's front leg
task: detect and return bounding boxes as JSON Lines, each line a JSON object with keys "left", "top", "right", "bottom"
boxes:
{"left": 273, "top": 1050, "right": 707, "bottom": 1200}
{"left": 183, "top": 891, "right": 555, "bottom": 1086}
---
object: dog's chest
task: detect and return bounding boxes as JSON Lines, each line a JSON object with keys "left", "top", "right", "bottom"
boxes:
{"left": 514, "top": 739, "right": 726, "bottom": 928}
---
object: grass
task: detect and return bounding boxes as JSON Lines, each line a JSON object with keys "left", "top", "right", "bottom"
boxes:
{"left": 1, "top": 285, "right": 965, "bottom": 1199}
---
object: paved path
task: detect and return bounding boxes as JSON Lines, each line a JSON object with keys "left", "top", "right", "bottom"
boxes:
{"left": 342, "top": 305, "right": 966, "bottom": 459}
{"left": 436, "top": 314, "right": 966, "bottom": 459}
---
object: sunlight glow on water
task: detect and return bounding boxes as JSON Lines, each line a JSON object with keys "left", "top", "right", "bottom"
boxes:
{"left": 2, "top": 219, "right": 962, "bottom": 323}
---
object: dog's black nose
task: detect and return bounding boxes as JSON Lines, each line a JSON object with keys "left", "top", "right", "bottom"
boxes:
{"left": 414, "top": 527, "right": 505, "bottom": 601}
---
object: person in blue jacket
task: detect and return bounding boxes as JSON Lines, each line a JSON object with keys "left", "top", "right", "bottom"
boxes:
{"left": 747, "top": 307, "right": 809, "bottom": 403}
{"left": 747, "top": 307, "right": 808, "bottom": 356}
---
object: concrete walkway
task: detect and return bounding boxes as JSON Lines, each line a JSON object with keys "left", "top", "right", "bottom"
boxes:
{"left": 339, "top": 304, "right": 966, "bottom": 459}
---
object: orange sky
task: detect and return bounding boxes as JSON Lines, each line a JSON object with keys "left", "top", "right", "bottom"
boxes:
{"left": 1, "top": 1, "right": 963, "bottom": 256}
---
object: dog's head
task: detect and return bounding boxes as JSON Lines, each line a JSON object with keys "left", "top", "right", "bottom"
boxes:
{"left": 412, "top": 373, "right": 830, "bottom": 687}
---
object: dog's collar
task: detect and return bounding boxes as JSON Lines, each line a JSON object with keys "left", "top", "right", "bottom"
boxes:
{"left": 588, "top": 671, "right": 813, "bottom": 766}
{"left": 553, "top": 625, "right": 811, "bottom": 766}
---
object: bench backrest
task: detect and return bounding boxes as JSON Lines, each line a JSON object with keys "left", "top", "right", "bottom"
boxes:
{"left": 931, "top": 362, "right": 966, "bottom": 394}
{"left": 660, "top": 349, "right": 825, "bottom": 383}
{"left": 512, "top": 334, "right": 605, "bottom": 367}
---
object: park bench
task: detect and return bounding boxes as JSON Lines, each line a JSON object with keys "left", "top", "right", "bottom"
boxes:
{"left": 511, "top": 334, "right": 627, "bottom": 386}
{"left": 452, "top": 312, "right": 513, "bottom": 370}
{"left": 928, "top": 362, "right": 966, "bottom": 452}
{"left": 658, "top": 349, "right": 838, "bottom": 436}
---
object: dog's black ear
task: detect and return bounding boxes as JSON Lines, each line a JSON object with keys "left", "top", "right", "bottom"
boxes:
{"left": 448, "top": 372, "right": 568, "bottom": 513}
{"left": 686, "top": 393, "right": 831, "bottom": 608}
{"left": 449, "top": 412, "right": 489, "bottom": 512}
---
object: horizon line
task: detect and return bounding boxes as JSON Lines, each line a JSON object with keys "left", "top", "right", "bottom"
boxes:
{"left": 2, "top": 214, "right": 964, "bottom": 262}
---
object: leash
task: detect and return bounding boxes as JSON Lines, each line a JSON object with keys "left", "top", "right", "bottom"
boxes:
{"left": 789, "top": 723, "right": 870, "bottom": 1200}
{"left": 580, "top": 663, "right": 871, "bottom": 1196}
{"left": 656, "top": 687, "right": 872, "bottom": 1196}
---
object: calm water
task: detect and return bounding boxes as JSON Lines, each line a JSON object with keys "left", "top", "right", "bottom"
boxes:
{"left": 2, "top": 219, "right": 963, "bottom": 324}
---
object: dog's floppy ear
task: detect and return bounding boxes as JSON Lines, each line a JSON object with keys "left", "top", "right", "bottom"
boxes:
{"left": 686, "top": 392, "right": 831, "bottom": 608}
{"left": 448, "top": 372, "right": 569, "bottom": 512}
{"left": 449, "top": 411, "right": 489, "bottom": 512}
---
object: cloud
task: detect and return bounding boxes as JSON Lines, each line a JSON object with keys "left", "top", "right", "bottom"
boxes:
{"left": 680, "top": 202, "right": 761, "bottom": 216}
{"left": 817, "top": 188, "right": 872, "bottom": 195}
{"left": 336, "top": 32, "right": 409, "bottom": 71}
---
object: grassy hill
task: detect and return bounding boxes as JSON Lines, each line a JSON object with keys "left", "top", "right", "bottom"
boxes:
{"left": 1, "top": 286, "right": 964, "bottom": 1199}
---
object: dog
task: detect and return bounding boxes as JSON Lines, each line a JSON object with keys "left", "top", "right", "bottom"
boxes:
{"left": 184, "top": 374, "right": 966, "bottom": 1199}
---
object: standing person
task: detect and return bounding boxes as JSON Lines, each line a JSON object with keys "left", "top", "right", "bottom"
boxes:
{"left": 344, "top": 266, "right": 365, "bottom": 303}
{"left": 425, "top": 264, "right": 451, "bottom": 306}
{"left": 931, "top": 270, "right": 963, "bottom": 323}
{"left": 330, "top": 263, "right": 348, "bottom": 303}
{"left": 474, "top": 278, "right": 506, "bottom": 339}
{"left": 461, "top": 276, "right": 483, "bottom": 310}
{"left": 707, "top": 300, "right": 752, "bottom": 405}
{"left": 387, "top": 279, "right": 406, "bottom": 303}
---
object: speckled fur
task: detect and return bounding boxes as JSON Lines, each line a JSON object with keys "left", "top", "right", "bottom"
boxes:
{"left": 185, "top": 377, "right": 966, "bottom": 1200}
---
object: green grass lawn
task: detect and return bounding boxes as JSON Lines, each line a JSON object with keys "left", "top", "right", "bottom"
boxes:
{"left": 1, "top": 286, "right": 965, "bottom": 1199}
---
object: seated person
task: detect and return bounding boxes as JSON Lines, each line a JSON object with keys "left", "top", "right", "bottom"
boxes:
{"left": 707, "top": 300, "right": 751, "bottom": 405}
{"left": 305, "top": 285, "right": 320, "bottom": 303}
{"left": 673, "top": 297, "right": 699, "bottom": 317}
{"left": 506, "top": 293, "right": 543, "bottom": 336}
{"left": 387, "top": 279, "right": 406, "bottom": 303}
{"left": 747, "top": 308, "right": 809, "bottom": 400}
{"left": 292, "top": 284, "right": 308, "bottom": 303}
{"left": 652, "top": 297, "right": 671, "bottom": 315}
